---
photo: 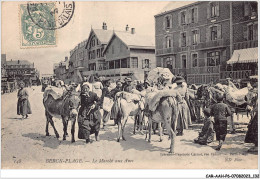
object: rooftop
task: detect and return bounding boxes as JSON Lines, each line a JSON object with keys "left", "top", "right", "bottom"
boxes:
{"left": 6, "top": 60, "right": 33, "bottom": 66}
{"left": 155, "top": 1, "right": 197, "bottom": 17}
{"left": 114, "top": 31, "right": 155, "bottom": 48}
{"left": 92, "top": 29, "right": 114, "bottom": 44}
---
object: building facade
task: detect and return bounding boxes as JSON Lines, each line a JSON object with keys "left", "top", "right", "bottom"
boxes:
{"left": 1, "top": 54, "right": 7, "bottom": 78}
{"left": 68, "top": 40, "right": 88, "bottom": 83}
{"left": 53, "top": 57, "right": 69, "bottom": 82}
{"left": 155, "top": 1, "right": 258, "bottom": 84}
{"left": 102, "top": 28, "right": 156, "bottom": 80}
{"left": 85, "top": 23, "right": 113, "bottom": 76}
{"left": 5, "top": 59, "right": 39, "bottom": 86}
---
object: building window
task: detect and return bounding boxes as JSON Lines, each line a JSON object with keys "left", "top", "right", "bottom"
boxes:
{"left": 166, "top": 36, "right": 172, "bottom": 48}
{"left": 181, "top": 11, "right": 186, "bottom": 24}
{"left": 121, "top": 58, "right": 128, "bottom": 68}
{"left": 132, "top": 57, "right": 138, "bottom": 68}
{"left": 210, "top": 2, "right": 218, "bottom": 17}
{"left": 115, "top": 60, "right": 120, "bottom": 69}
{"left": 244, "top": 23, "right": 258, "bottom": 41}
{"left": 91, "top": 37, "right": 95, "bottom": 47}
{"left": 97, "top": 39, "right": 100, "bottom": 45}
{"left": 92, "top": 50, "right": 95, "bottom": 59}
{"left": 181, "top": 55, "right": 187, "bottom": 69}
{"left": 164, "top": 57, "right": 173, "bottom": 69}
{"left": 181, "top": 32, "right": 186, "bottom": 47}
{"left": 142, "top": 59, "right": 150, "bottom": 69}
{"left": 109, "top": 61, "right": 114, "bottom": 69}
{"left": 207, "top": 51, "right": 220, "bottom": 66}
{"left": 210, "top": 26, "right": 217, "bottom": 41}
{"left": 165, "top": 15, "right": 172, "bottom": 29}
{"left": 101, "top": 47, "right": 104, "bottom": 57}
{"left": 248, "top": 24, "right": 254, "bottom": 40}
{"left": 192, "top": 30, "right": 199, "bottom": 45}
{"left": 191, "top": 8, "right": 195, "bottom": 23}
{"left": 244, "top": 2, "right": 258, "bottom": 17}
{"left": 97, "top": 49, "right": 101, "bottom": 58}
{"left": 192, "top": 53, "right": 198, "bottom": 67}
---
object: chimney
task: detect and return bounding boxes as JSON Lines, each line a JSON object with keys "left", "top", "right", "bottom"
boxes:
{"left": 65, "top": 56, "right": 68, "bottom": 62}
{"left": 131, "top": 28, "right": 135, "bottom": 34}
{"left": 102, "top": 22, "right": 107, "bottom": 30}
{"left": 18, "top": 60, "right": 20, "bottom": 64}
{"left": 125, "top": 24, "right": 129, "bottom": 31}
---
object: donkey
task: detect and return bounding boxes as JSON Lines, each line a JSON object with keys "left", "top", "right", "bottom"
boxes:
{"left": 114, "top": 93, "right": 144, "bottom": 142}
{"left": 43, "top": 89, "right": 80, "bottom": 143}
{"left": 145, "top": 96, "right": 178, "bottom": 153}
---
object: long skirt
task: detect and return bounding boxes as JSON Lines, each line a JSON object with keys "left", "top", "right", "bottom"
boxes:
{"left": 78, "top": 108, "right": 101, "bottom": 140}
{"left": 245, "top": 111, "right": 258, "bottom": 145}
{"left": 17, "top": 99, "right": 32, "bottom": 116}
{"left": 195, "top": 118, "right": 214, "bottom": 145}
{"left": 214, "top": 120, "right": 227, "bottom": 141}
{"left": 175, "top": 100, "right": 192, "bottom": 133}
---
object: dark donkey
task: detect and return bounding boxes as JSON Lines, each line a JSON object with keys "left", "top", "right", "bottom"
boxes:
{"left": 43, "top": 88, "right": 80, "bottom": 142}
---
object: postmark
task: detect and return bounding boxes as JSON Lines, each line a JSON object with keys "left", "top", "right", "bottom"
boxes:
{"left": 27, "top": 2, "right": 75, "bottom": 30}
{"left": 20, "top": 3, "right": 56, "bottom": 48}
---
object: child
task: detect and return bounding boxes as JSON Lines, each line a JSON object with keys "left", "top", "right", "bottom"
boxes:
{"left": 210, "top": 93, "right": 232, "bottom": 150}
{"left": 194, "top": 108, "right": 214, "bottom": 145}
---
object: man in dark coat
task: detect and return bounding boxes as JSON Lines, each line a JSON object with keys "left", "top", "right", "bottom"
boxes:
{"left": 210, "top": 93, "right": 232, "bottom": 150}
{"left": 111, "top": 80, "right": 122, "bottom": 97}
{"left": 122, "top": 77, "right": 134, "bottom": 92}
{"left": 78, "top": 84, "right": 101, "bottom": 143}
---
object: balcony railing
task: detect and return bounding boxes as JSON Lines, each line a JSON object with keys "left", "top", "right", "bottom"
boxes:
{"left": 171, "top": 68, "right": 188, "bottom": 75}
{"left": 220, "top": 70, "right": 252, "bottom": 80}
{"left": 196, "top": 39, "right": 226, "bottom": 50}
{"left": 189, "top": 66, "right": 220, "bottom": 74}
{"left": 97, "top": 68, "right": 136, "bottom": 76}
{"left": 156, "top": 39, "right": 227, "bottom": 56}
{"left": 233, "top": 40, "right": 258, "bottom": 50}
{"left": 156, "top": 47, "right": 178, "bottom": 55}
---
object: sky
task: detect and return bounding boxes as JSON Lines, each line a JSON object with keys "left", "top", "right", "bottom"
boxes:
{"left": 2, "top": 1, "right": 169, "bottom": 75}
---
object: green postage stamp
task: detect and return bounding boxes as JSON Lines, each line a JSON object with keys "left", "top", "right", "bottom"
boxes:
{"left": 20, "top": 3, "right": 57, "bottom": 48}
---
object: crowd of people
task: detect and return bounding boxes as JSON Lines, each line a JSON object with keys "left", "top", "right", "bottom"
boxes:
{"left": 16, "top": 74, "right": 258, "bottom": 152}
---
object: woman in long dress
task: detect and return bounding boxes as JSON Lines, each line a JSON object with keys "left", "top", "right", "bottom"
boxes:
{"left": 173, "top": 76, "right": 192, "bottom": 136}
{"left": 17, "top": 81, "right": 32, "bottom": 119}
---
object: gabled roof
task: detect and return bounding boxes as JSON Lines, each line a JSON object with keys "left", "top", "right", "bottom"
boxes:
{"left": 155, "top": 1, "right": 197, "bottom": 17}
{"left": 6, "top": 60, "right": 32, "bottom": 66}
{"left": 85, "top": 29, "right": 113, "bottom": 48}
{"left": 104, "top": 31, "right": 155, "bottom": 53}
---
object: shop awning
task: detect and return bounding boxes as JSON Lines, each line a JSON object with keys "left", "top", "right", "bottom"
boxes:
{"left": 227, "top": 47, "right": 258, "bottom": 64}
